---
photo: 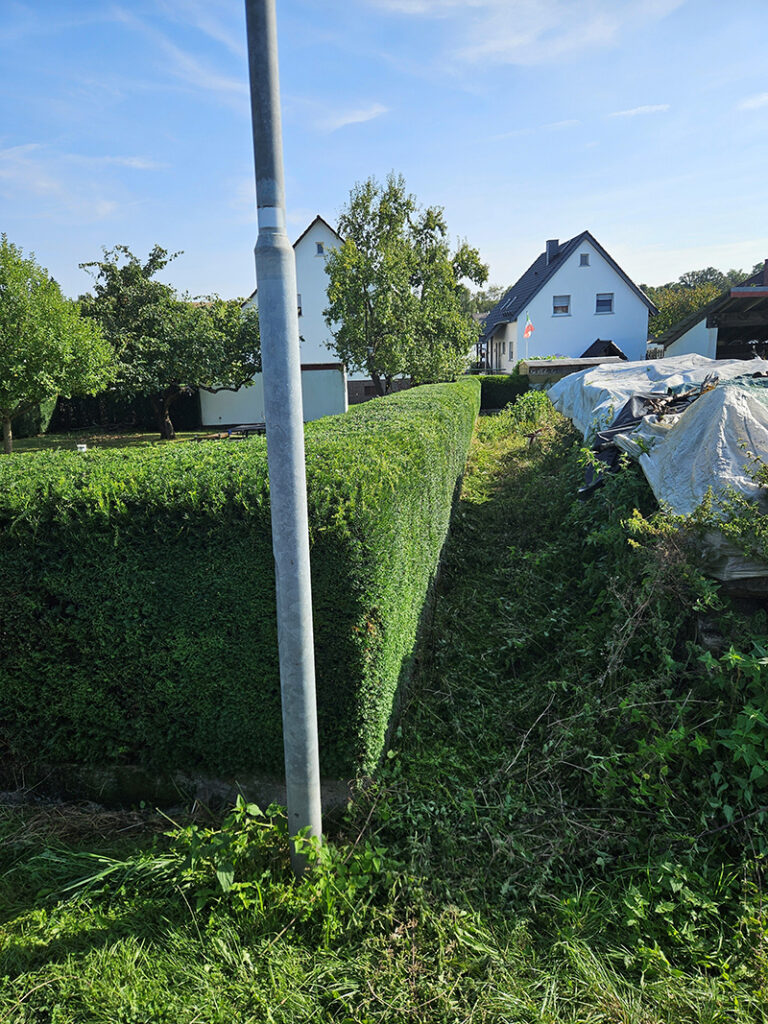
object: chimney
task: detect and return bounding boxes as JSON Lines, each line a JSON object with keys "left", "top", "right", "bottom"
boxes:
{"left": 546, "top": 239, "right": 559, "bottom": 265}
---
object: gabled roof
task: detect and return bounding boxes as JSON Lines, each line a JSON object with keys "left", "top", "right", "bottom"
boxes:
{"left": 656, "top": 265, "right": 768, "bottom": 349}
{"left": 481, "top": 231, "right": 658, "bottom": 343}
{"left": 581, "top": 338, "right": 628, "bottom": 359}
{"left": 291, "top": 214, "right": 343, "bottom": 250}
{"left": 243, "top": 214, "right": 342, "bottom": 305}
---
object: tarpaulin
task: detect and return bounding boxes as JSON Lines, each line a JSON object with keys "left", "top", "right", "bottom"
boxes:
{"left": 548, "top": 355, "right": 768, "bottom": 584}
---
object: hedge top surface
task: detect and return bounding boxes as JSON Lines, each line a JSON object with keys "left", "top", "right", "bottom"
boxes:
{"left": 0, "top": 379, "right": 480, "bottom": 529}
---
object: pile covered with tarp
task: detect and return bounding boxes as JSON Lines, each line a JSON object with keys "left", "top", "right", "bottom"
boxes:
{"left": 549, "top": 354, "right": 768, "bottom": 585}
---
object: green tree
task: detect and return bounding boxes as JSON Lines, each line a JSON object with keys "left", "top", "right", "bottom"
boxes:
{"left": 0, "top": 235, "right": 113, "bottom": 454}
{"left": 677, "top": 266, "right": 730, "bottom": 291}
{"left": 458, "top": 283, "right": 507, "bottom": 315}
{"left": 409, "top": 208, "right": 488, "bottom": 384}
{"left": 645, "top": 281, "right": 723, "bottom": 338}
{"left": 643, "top": 263, "right": 766, "bottom": 339}
{"left": 79, "top": 245, "right": 260, "bottom": 439}
{"left": 324, "top": 174, "right": 487, "bottom": 396}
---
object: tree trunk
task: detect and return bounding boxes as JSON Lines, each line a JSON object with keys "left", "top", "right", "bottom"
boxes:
{"left": 370, "top": 369, "right": 387, "bottom": 397}
{"left": 2, "top": 416, "right": 12, "bottom": 455}
{"left": 152, "top": 395, "right": 176, "bottom": 440}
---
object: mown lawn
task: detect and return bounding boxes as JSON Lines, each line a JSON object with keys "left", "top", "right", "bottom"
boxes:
{"left": 10, "top": 430, "right": 202, "bottom": 454}
{"left": 2, "top": 395, "right": 768, "bottom": 1022}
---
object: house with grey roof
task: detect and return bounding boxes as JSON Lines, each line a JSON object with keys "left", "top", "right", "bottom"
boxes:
{"left": 481, "top": 231, "right": 657, "bottom": 370}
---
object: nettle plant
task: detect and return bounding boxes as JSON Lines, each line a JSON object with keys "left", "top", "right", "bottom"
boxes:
{"left": 703, "top": 642, "right": 768, "bottom": 836}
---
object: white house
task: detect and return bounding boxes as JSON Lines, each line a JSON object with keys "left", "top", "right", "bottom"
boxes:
{"left": 481, "top": 232, "right": 657, "bottom": 370}
{"left": 659, "top": 261, "right": 768, "bottom": 360}
{"left": 200, "top": 215, "right": 351, "bottom": 427}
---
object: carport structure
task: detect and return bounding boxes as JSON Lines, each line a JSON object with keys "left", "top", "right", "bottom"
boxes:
{"left": 658, "top": 261, "right": 768, "bottom": 359}
{"left": 709, "top": 264, "right": 768, "bottom": 358}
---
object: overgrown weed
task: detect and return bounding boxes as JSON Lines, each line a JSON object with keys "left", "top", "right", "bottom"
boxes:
{"left": 3, "top": 395, "right": 768, "bottom": 1021}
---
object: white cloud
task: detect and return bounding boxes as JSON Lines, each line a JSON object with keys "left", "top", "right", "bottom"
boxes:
{"left": 738, "top": 92, "right": 768, "bottom": 111}
{"left": 0, "top": 144, "right": 65, "bottom": 198}
{"left": 68, "top": 154, "right": 166, "bottom": 170}
{"left": 155, "top": 0, "right": 245, "bottom": 58}
{"left": 315, "top": 102, "right": 389, "bottom": 133}
{"left": 112, "top": 7, "right": 248, "bottom": 107}
{"left": 609, "top": 103, "right": 670, "bottom": 117}
{"left": 0, "top": 143, "right": 122, "bottom": 221}
{"left": 544, "top": 119, "right": 582, "bottom": 130}
{"left": 367, "top": 0, "right": 684, "bottom": 66}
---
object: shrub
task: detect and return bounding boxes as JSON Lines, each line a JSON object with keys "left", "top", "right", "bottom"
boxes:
{"left": 13, "top": 396, "right": 58, "bottom": 439}
{"left": 0, "top": 379, "right": 479, "bottom": 783}
{"left": 477, "top": 372, "right": 528, "bottom": 410}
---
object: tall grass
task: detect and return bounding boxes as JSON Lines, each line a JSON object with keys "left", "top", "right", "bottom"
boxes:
{"left": 2, "top": 395, "right": 767, "bottom": 1022}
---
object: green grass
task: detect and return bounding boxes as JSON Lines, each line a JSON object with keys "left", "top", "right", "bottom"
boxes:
{"left": 10, "top": 429, "right": 202, "bottom": 454}
{"left": 2, "top": 398, "right": 768, "bottom": 1022}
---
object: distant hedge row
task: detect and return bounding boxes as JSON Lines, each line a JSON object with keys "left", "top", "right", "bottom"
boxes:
{"left": 478, "top": 373, "right": 529, "bottom": 410}
{"left": 0, "top": 378, "right": 480, "bottom": 782}
{"left": 50, "top": 389, "right": 201, "bottom": 433}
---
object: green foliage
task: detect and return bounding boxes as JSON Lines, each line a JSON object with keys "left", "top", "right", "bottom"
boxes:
{"left": 702, "top": 643, "right": 768, "bottom": 834}
{"left": 79, "top": 244, "right": 260, "bottom": 438}
{"left": 0, "top": 235, "right": 114, "bottom": 453}
{"left": 2, "top": 398, "right": 768, "bottom": 1022}
{"left": 458, "top": 282, "right": 507, "bottom": 315}
{"left": 679, "top": 448, "right": 768, "bottom": 569}
{"left": 12, "top": 394, "right": 58, "bottom": 438}
{"left": 324, "top": 173, "right": 487, "bottom": 395}
{"left": 0, "top": 378, "right": 480, "bottom": 781}
{"left": 643, "top": 263, "right": 761, "bottom": 338}
{"left": 57, "top": 797, "right": 401, "bottom": 951}
{"left": 646, "top": 281, "right": 722, "bottom": 337}
{"left": 503, "top": 388, "right": 553, "bottom": 429}
{"left": 477, "top": 371, "right": 529, "bottom": 410}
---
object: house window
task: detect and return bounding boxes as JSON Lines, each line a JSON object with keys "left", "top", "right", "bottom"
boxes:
{"left": 502, "top": 341, "right": 506, "bottom": 355}
{"left": 553, "top": 295, "right": 570, "bottom": 315}
{"left": 580, "top": 253, "right": 590, "bottom": 266}
{"left": 297, "top": 293, "right": 302, "bottom": 316}
{"left": 595, "top": 293, "right": 614, "bottom": 314}
{"left": 316, "top": 242, "right": 325, "bottom": 255}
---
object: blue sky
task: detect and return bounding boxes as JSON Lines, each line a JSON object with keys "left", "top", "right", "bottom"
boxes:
{"left": 1, "top": 0, "right": 767, "bottom": 301}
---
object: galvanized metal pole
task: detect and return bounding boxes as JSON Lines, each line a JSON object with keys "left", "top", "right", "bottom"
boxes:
{"left": 244, "top": 0, "right": 323, "bottom": 872}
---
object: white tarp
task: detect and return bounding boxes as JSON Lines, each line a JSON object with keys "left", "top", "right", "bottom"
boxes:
{"left": 549, "top": 355, "right": 768, "bottom": 583}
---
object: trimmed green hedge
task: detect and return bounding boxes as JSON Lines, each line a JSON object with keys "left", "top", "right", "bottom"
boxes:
{"left": 0, "top": 379, "right": 479, "bottom": 781}
{"left": 478, "top": 373, "right": 528, "bottom": 410}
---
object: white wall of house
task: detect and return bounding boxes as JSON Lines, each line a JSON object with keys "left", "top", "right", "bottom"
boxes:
{"left": 488, "top": 320, "right": 518, "bottom": 372}
{"left": 200, "top": 365, "right": 347, "bottom": 427}
{"left": 664, "top": 319, "right": 718, "bottom": 359}
{"left": 506, "top": 239, "right": 650, "bottom": 364}
{"left": 243, "top": 217, "right": 367, "bottom": 382}
{"left": 294, "top": 219, "right": 347, "bottom": 367}
{"left": 203, "top": 217, "right": 353, "bottom": 425}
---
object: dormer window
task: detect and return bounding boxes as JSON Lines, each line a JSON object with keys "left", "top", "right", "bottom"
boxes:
{"left": 316, "top": 242, "right": 325, "bottom": 255}
{"left": 579, "top": 253, "right": 590, "bottom": 266}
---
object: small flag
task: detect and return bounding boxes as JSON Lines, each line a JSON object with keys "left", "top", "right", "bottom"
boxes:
{"left": 523, "top": 313, "right": 534, "bottom": 339}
